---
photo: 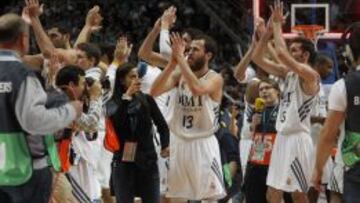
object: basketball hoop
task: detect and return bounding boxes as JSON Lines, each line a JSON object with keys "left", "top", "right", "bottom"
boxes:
{"left": 292, "top": 25, "right": 325, "bottom": 50}
{"left": 292, "top": 25, "right": 325, "bottom": 40}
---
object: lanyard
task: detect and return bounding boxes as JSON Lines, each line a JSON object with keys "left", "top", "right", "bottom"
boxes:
{"left": 261, "top": 105, "right": 278, "bottom": 133}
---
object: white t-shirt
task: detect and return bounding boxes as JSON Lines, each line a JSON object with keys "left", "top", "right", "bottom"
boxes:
{"left": 327, "top": 79, "right": 347, "bottom": 165}
{"left": 328, "top": 79, "right": 347, "bottom": 112}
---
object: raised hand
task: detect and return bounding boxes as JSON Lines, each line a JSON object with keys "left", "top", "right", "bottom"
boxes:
{"left": 252, "top": 17, "right": 266, "bottom": 44}
{"left": 24, "top": 0, "right": 43, "bottom": 18}
{"left": 153, "top": 18, "right": 162, "bottom": 31}
{"left": 270, "top": 0, "right": 288, "bottom": 24}
{"left": 161, "top": 6, "right": 177, "bottom": 30}
{"left": 255, "top": 17, "right": 266, "bottom": 38}
{"left": 170, "top": 32, "right": 185, "bottom": 60}
{"left": 114, "top": 36, "right": 133, "bottom": 63}
{"left": 85, "top": 5, "right": 103, "bottom": 32}
{"left": 125, "top": 79, "right": 141, "bottom": 97}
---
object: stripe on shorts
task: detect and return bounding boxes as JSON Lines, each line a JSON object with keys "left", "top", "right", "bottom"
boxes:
{"left": 290, "top": 158, "right": 308, "bottom": 192}
{"left": 211, "top": 158, "right": 225, "bottom": 187}
{"left": 65, "top": 173, "right": 92, "bottom": 203}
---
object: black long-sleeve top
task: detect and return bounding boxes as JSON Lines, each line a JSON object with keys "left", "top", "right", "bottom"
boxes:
{"left": 109, "top": 93, "right": 169, "bottom": 167}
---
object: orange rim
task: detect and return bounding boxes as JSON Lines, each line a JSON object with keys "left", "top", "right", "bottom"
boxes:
{"left": 292, "top": 25, "right": 325, "bottom": 39}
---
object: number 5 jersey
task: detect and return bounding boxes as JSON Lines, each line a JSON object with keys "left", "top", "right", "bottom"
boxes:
{"left": 276, "top": 72, "right": 316, "bottom": 136}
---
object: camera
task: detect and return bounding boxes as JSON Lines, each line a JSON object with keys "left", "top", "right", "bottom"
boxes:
{"left": 85, "top": 77, "right": 111, "bottom": 90}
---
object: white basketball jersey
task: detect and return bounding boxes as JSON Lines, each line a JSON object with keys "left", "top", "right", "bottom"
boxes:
{"left": 140, "top": 65, "right": 174, "bottom": 122}
{"left": 169, "top": 70, "right": 220, "bottom": 139}
{"left": 276, "top": 72, "right": 316, "bottom": 135}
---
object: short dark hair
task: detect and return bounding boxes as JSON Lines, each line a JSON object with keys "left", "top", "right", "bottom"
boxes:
{"left": 314, "top": 53, "right": 333, "bottom": 66}
{"left": 349, "top": 25, "right": 360, "bottom": 61}
{"left": 48, "top": 25, "right": 70, "bottom": 35}
{"left": 259, "top": 77, "right": 280, "bottom": 93}
{"left": 182, "top": 28, "right": 204, "bottom": 39}
{"left": 193, "top": 34, "right": 218, "bottom": 61}
{"left": 55, "top": 65, "right": 85, "bottom": 87}
{"left": 76, "top": 43, "right": 102, "bottom": 66}
{"left": 99, "top": 43, "right": 115, "bottom": 63}
{"left": 0, "top": 13, "right": 28, "bottom": 44}
{"left": 291, "top": 37, "right": 316, "bottom": 65}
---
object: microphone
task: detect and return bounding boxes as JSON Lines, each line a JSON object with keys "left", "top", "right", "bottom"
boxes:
{"left": 255, "top": 98, "right": 265, "bottom": 113}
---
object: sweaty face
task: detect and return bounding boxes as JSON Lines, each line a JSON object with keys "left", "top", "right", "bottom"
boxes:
{"left": 289, "top": 42, "right": 306, "bottom": 63}
{"left": 259, "top": 82, "right": 279, "bottom": 106}
{"left": 316, "top": 61, "right": 333, "bottom": 79}
{"left": 48, "top": 28, "right": 66, "bottom": 49}
{"left": 182, "top": 32, "right": 192, "bottom": 54}
{"left": 187, "top": 40, "right": 207, "bottom": 71}
{"left": 71, "top": 76, "right": 86, "bottom": 100}
{"left": 75, "top": 49, "right": 92, "bottom": 70}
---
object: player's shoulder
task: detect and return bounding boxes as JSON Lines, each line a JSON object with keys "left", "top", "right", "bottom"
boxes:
{"left": 206, "top": 70, "right": 223, "bottom": 83}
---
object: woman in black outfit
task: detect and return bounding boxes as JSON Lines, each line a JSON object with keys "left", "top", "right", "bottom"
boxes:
{"left": 108, "top": 63, "right": 169, "bottom": 203}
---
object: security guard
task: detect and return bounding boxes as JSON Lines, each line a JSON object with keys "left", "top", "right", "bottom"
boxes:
{"left": 0, "top": 13, "right": 82, "bottom": 203}
{"left": 313, "top": 23, "right": 360, "bottom": 203}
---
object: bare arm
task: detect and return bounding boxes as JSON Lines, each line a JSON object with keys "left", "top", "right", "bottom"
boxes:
{"left": 235, "top": 18, "right": 266, "bottom": 82}
{"left": 25, "top": 0, "right": 56, "bottom": 59}
{"left": 252, "top": 23, "right": 288, "bottom": 78}
{"left": 313, "top": 110, "right": 344, "bottom": 185}
{"left": 234, "top": 43, "right": 255, "bottom": 82}
{"left": 159, "top": 6, "right": 176, "bottom": 59}
{"left": 271, "top": 1, "right": 319, "bottom": 95}
{"left": 170, "top": 33, "right": 223, "bottom": 101}
{"left": 267, "top": 41, "right": 282, "bottom": 64}
{"left": 74, "top": 5, "right": 102, "bottom": 47}
{"left": 150, "top": 59, "right": 180, "bottom": 97}
{"left": 22, "top": 54, "right": 44, "bottom": 71}
{"left": 176, "top": 55, "right": 223, "bottom": 101}
{"left": 138, "top": 19, "right": 168, "bottom": 68}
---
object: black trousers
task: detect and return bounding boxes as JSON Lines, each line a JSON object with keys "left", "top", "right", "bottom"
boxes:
{"left": 112, "top": 161, "right": 160, "bottom": 203}
{"left": 0, "top": 167, "right": 53, "bottom": 203}
{"left": 244, "top": 163, "right": 269, "bottom": 203}
{"left": 344, "top": 166, "right": 360, "bottom": 203}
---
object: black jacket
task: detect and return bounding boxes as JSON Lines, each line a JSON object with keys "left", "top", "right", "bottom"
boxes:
{"left": 109, "top": 93, "right": 169, "bottom": 169}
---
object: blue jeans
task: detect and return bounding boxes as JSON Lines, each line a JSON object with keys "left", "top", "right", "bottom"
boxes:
{"left": 112, "top": 161, "right": 160, "bottom": 203}
{"left": 344, "top": 166, "right": 360, "bottom": 203}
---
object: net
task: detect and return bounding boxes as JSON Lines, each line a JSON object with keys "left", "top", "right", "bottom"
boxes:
{"left": 292, "top": 25, "right": 325, "bottom": 40}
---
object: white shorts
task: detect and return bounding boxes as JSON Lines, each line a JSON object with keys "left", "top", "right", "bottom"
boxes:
{"left": 327, "top": 161, "right": 344, "bottom": 194}
{"left": 166, "top": 135, "right": 226, "bottom": 200}
{"left": 95, "top": 130, "right": 113, "bottom": 189}
{"left": 267, "top": 133, "right": 314, "bottom": 193}
{"left": 69, "top": 158, "right": 101, "bottom": 201}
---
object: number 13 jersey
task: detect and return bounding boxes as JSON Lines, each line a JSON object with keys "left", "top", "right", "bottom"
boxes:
{"left": 276, "top": 72, "right": 316, "bottom": 135}
{"left": 169, "top": 70, "right": 220, "bottom": 139}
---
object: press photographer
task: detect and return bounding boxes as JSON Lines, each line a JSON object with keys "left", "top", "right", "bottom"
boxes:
{"left": 54, "top": 65, "right": 103, "bottom": 202}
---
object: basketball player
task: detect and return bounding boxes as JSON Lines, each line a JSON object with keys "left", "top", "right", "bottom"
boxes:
{"left": 252, "top": 1, "right": 320, "bottom": 202}
{"left": 150, "top": 33, "right": 225, "bottom": 201}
